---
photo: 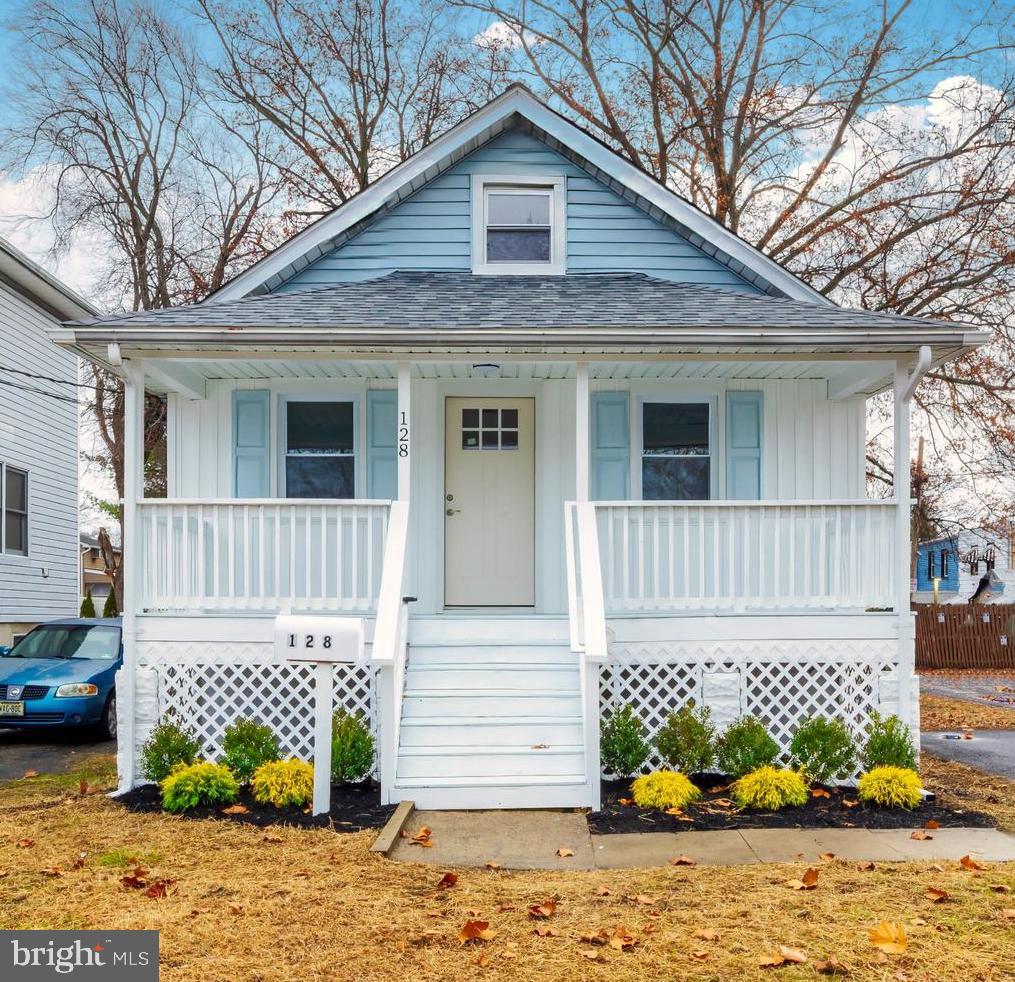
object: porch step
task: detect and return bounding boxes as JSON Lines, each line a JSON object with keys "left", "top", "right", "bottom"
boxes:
{"left": 405, "top": 665, "right": 579, "bottom": 689}
{"left": 408, "top": 617, "right": 570, "bottom": 646}
{"left": 391, "top": 776, "right": 594, "bottom": 810}
{"left": 402, "top": 691, "right": 581, "bottom": 717}
{"left": 407, "top": 643, "right": 573, "bottom": 666}
{"left": 398, "top": 716, "right": 582, "bottom": 747}
{"left": 396, "top": 746, "right": 585, "bottom": 780}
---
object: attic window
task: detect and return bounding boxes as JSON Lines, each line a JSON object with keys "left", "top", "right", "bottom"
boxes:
{"left": 472, "top": 175, "right": 565, "bottom": 274}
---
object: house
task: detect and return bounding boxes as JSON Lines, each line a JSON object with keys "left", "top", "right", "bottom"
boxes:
{"left": 59, "top": 86, "right": 988, "bottom": 808}
{"left": 915, "top": 528, "right": 1015, "bottom": 604}
{"left": 81, "top": 532, "right": 120, "bottom": 607}
{"left": 0, "top": 237, "right": 96, "bottom": 648}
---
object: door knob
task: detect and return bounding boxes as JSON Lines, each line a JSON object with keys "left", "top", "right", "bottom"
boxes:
{"left": 446, "top": 508, "right": 460, "bottom": 516}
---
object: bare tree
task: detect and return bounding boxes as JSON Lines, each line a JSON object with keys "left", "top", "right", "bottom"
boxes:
{"left": 4, "top": 0, "right": 282, "bottom": 604}
{"left": 457, "top": 0, "right": 1015, "bottom": 522}
{"left": 197, "top": 0, "right": 473, "bottom": 220}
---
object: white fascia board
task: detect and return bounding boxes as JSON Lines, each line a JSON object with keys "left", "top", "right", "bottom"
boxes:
{"left": 208, "top": 87, "right": 826, "bottom": 305}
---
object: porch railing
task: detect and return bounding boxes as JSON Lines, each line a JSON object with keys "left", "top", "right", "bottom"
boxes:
{"left": 137, "top": 499, "right": 391, "bottom": 614}
{"left": 594, "top": 500, "right": 898, "bottom": 613}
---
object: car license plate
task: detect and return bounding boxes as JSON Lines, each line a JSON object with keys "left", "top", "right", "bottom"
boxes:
{"left": 0, "top": 701, "right": 25, "bottom": 716}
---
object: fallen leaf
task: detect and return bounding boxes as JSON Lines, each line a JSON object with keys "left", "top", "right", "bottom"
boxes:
{"left": 618, "top": 797, "right": 634, "bottom": 806}
{"left": 228, "top": 903, "right": 244, "bottom": 915}
{"left": 465, "top": 908, "right": 483, "bottom": 917}
{"left": 436, "top": 872, "right": 457, "bottom": 889}
{"left": 785, "top": 867, "right": 820, "bottom": 890}
{"left": 594, "top": 886, "right": 611, "bottom": 896}
{"left": 664, "top": 807, "right": 683, "bottom": 816}
{"left": 458, "top": 920, "right": 497, "bottom": 946}
{"left": 711, "top": 797, "right": 735, "bottom": 808}
{"left": 923, "top": 819, "right": 940, "bottom": 830}
{"left": 925, "top": 887, "right": 950, "bottom": 903}
{"left": 581, "top": 929, "right": 610, "bottom": 946}
{"left": 988, "top": 883, "right": 1011, "bottom": 893}
{"left": 470, "top": 952, "right": 491, "bottom": 968}
{"left": 814, "top": 955, "right": 849, "bottom": 975}
{"left": 926, "top": 863, "right": 945, "bottom": 873}
{"left": 579, "top": 949, "right": 605, "bottom": 961}
{"left": 78, "top": 779, "right": 94, "bottom": 796}
{"left": 144, "top": 879, "right": 174, "bottom": 899}
{"left": 261, "top": 834, "right": 283, "bottom": 844}
{"left": 40, "top": 867, "right": 63, "bottom": 877}
{"left": 16, "top": 839, "right": 34, "bottom": 849}
{"left": 869, "top": 921, "right": 907, "bottom": 954}
{"left": 811, "top": 788, "right": 831, "bottom": 798}
{"left": 222, "top": 804, "right": 249, "bottom": 815}
{"left": 528, "top": 900, "right": 557, "bottom": 920}
{"left": 533, "top": 926, "right": 559, "bottom": 937}
{"left": 71, "top": 853, "right": 86, "bottom": 869}
{"left": 627, "top": 894, "right": 655, "bottom": 906}
{"left": 779, "top": 946, "right": 807, "bottom": 964}
{"left": 960, "top": 854, "right": 985, "bottom": 871}
{"left": 22, "top": 769, "right": 38, "bottom": 779}
{"left": 691, "top": 949, "right": 710, "bottom": 961}
{"left": 857, "top": 861, "right": 876, "bottom": 872}
{"left": 119, "top": 867, "right": 149, "bottom": 890}
{"left": 670, "top": 855, "right": 695, "bottom": 866}
{"left": 842, "top": 798, "right": 859, "bottom": 808}
{"left": 608, "top": 925, "right": 638, "bottom": 950}
{"left": 408, "top": 826, "right": 433, "bottom": 847}
{"left": 556, "top": 847, "right": 575, "bottom": 858}
{"left": 693, "top": 928, "right": 719, "bottom": 942}
{"left": 531, "top": 743, "right": 548, "bottom": 749}
{"left": 819, "top": 852, "right": 836, "bottom": 861}
{"left": 910, "top": 830, "right": 933, "bottom": 841}
{"left": 1002, "top": 908, "right": 1015, "bottom": 921}
{"left": 496, "top": 903, "right": 515, "bottom": 913}
{"left": 425, "top": 910, "right": 445, "bottom": 918}
{"left": 484, "top": 861, "right": 501, "bottom": 870}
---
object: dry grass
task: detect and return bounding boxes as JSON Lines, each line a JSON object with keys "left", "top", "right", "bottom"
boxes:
{"left": 2, "top": 756, "right": 1014, "bottom": 981}
{"left": 921, "top": 752, "right": 1015, "bottom": 833}
{"left": 922, "top": 693, "right": 1015, "bottom": 731}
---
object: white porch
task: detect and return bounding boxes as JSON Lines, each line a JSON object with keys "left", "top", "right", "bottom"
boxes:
{"left": 112, "top": 349, "right": 924, "bottom": 809}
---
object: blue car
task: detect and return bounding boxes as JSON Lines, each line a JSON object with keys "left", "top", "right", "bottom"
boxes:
{"left": 0, "top": 618, "right": 122, "bottom": 739}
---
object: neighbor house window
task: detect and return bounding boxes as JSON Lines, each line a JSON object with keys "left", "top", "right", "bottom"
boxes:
{"left": 641, "top": 402, "right": 711, "bottom": 500}
{"left": 472, "top": 176, "right": 565, "bottom": 274}
{"left": 941, "top": 550, "right": 950, "bottom": 578}
{"left": 284, "top": 401, "right": 355, "bottom": 498}
{"left": 2, "top": 464, "right": 28, "bottom": 555}
{"left": 927, "top": 550, "right": 935, "bottom": 579}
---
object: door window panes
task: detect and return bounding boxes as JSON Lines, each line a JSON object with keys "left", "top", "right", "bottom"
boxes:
{"left": 642, "top": 403, "right": 711, "bottom": 500}
{"left": 462, "top": 407, "right": 520, "bottom": 450}
{"left": 285, "top": 402, "right": 355, "bottom": 498}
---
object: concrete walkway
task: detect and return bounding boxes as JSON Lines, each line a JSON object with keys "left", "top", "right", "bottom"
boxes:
{"left": 383, "top": 808, "right": 1015, "bottom": 869}
{"left": 923, "top": 729, "right": 1015, "bottom": 778}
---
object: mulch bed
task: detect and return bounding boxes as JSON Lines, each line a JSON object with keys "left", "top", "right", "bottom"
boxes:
{"left": 587, "top": 777, "right": 997, "bottom": 835}
{"left": 116, "top": 780, "right": 395, "bottom": 832}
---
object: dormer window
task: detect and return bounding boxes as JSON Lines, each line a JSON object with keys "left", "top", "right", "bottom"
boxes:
{"left": 472, "top": 175, "right": 565, "bottom": 274}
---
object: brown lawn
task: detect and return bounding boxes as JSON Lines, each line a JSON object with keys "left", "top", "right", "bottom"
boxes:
{"left": 922, "top": 693, "right": 1015, "bottom": 732}
{"left": 2, "top": 755, "right": 1014, "bottom": 981}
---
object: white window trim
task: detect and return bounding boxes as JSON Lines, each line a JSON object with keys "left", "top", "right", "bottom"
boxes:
{"left": 276, "top": 394, "right": 362, "bottom": 499}
{"left": 633, "top": 395, "right": 718, "bottom": 501}
{"left": 0, "top": 461, "right": 30, "bottom": 557}
{"left": 471, "top": 174, "right": 566, "bottom": 275}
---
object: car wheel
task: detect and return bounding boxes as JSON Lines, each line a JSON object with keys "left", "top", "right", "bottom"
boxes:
{"left": 100, "top": 690, "right": 117, "bottom": 741}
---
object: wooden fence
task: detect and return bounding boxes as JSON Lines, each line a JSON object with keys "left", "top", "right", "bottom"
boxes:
{"left": 915, "top": 604, "right": 1015, "bottom": 670}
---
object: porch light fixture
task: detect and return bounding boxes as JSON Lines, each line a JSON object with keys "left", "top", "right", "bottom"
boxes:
{"left": 472, "top": 363, "right": 500, "bottom": 378}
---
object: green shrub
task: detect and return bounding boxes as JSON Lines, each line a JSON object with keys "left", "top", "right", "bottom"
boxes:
{"left": 789, "top": 716, "right": 857, "bottom": 785}
{"left": 732, "top": 766, "right": 809, "bottom": 810}
{"left": 250, "top": 759, "right": 314, "bottom": 808}
{"left": 79, "top": 590, "right": 96, "bottom": 618}
{"left": 654, "top": 700, "right": 715, "bottom": 775}
{"left": 140, "top": 720, "right": 201, "bottom": 783}
{"left": 101, "top": 590, "right": 119, "bottom": 618}
{"left": 857, "top": 766, "right": 922, "bottom": 808}
{"left": 221, "top": 718, "right": 281, "bottom": 783}
{"left": 161, "top": 761, "right": 238, "bottom": 813}
{"left": 600, "top": 703, "right": 650, "bottom": 778}
{"left": 715, "top": 716, "right": 779, "bottom": 778}
{"left": 631, "top": 770, "right": 701, "bottom": 811}
{"left": 331, "top": 709, "right": 375, "bottom": 783}
{"left": 861, "top": 712, "right": 917, "bottom": 771}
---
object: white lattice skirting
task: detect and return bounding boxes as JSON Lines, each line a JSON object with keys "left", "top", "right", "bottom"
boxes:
{"left": 600, "top": 638, "right": 917, "bottom": 774}
{"left": 128, "top": 642, "right": 376, "bottom": 777}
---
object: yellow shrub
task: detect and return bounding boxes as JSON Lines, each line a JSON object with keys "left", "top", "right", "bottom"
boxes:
{"left": 857, "top": 766, "right": 922, "bottom": 809}
{"left": 631, "top": 770, "right": 701, "bottom": 811}
{"left": 250, "top": 759, "right": 315, "bottom": 808}
{"left": 160, "top": 761, "right": 238, "bottom": 813}
{"left": 732, "top": 766, "right": 808, "bottom": 810}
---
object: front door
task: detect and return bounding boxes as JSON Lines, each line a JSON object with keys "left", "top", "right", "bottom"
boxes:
{"left": 445, "top": 397, "right": 535, "bottom": 606}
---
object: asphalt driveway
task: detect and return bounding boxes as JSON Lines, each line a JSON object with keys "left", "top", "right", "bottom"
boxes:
{"left": 0, "top": 728, "right": 115, "bottom": 781}
{"left": 922, "top": 729, "right": 1015, "bottom": 779}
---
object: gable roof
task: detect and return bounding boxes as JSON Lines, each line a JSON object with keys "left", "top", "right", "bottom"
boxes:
{"left": 0, "top": 236, "right": 99, "bottom": 321}
{"left": 207, "top": 85, "right": 830, "bottom": 306}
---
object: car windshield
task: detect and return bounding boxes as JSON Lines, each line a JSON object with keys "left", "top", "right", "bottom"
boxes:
{"left": 9, "top": 625, "right": 120, "bottom": 660}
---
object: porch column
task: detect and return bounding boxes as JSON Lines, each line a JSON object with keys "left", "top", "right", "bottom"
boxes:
{"left": 575, "top": 361, "right": 589, "bottom": 501}
{"left": 397, "top": 362, "right": 410, "bottom": 500}
{"left": 118, "top": 359, "right": 145, "bottom": 791}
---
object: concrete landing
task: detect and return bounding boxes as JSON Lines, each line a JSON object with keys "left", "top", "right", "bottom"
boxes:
{"left": 380, "top": 808, "right": 1015, "bottom": 869}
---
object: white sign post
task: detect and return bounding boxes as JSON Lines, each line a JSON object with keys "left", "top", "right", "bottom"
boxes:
{"left": 276, "top": 614, "right": 364, "bottom": 816}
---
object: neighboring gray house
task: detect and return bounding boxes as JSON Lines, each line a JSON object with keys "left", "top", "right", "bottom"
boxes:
{"left": 0, "top": 238, "right": 97, "bottom": 646}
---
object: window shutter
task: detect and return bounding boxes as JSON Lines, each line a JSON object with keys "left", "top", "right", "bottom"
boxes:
{"left": 726, "top": 391, "right": 763, "bottom": 500}
{"left": 232, "top": 390, "right": 270, "bottom": 497}
{"left": 591, "top": 392, "right": 629, "bottom": 500}
{"left": 366, "top": 389, "right": 397, "bottom": 499}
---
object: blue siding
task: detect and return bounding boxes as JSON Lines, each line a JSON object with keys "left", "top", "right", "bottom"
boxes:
{"left": 279, "top": 130, "right": 757, "bottom": 291}
{"left": 916, "top": 539, "right": 959, "bottom": 592}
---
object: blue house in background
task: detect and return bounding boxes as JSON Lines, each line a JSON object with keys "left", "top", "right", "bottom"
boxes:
{"left": 915, "top": 528, "right": 1014, "bottom": 602}
{"left": 915, "top": 537, "right": 959, "bottom": 594}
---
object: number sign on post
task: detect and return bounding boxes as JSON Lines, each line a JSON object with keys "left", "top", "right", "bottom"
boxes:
{"left": 276, "top": 615, "right": 364, "bottom": 815}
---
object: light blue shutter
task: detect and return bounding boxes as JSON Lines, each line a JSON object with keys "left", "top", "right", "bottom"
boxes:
{"left": 232, "top": 390, "right": 270, "bottom": 497}
{"left": 726, "top": 391, "right": 763, "bottom": 499}
{"left": 591, "top": 392, "right": 630, "bottom": 500}
{"left": 366, "top": 389, "right": 397, "bottom": 499}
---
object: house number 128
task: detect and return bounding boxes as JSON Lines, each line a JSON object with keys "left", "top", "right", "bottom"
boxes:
{"left": 398, "top": 410, "right": 409, "bottom": 458}
{"left": 288, "top": 634, "right": 333, "bottom": 649}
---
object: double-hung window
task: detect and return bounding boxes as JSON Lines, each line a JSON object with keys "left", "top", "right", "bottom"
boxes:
{"left": 640, "top": 401, "right": 712, "bottom": 500}
{"left": 472, "top": 176, "right": 565, "bottom": 274}
{"left": 283, "top": 401, "right": 355, "bottom": 498}
{"left": 1, "top": 463, "right": 28, "bottom": 555}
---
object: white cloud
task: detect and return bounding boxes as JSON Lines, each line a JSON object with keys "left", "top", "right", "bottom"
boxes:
{"left": 471, "top": 19, "right": 537, "bottom": 50}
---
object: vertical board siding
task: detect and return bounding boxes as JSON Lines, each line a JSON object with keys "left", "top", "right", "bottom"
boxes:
{"left": 278, "top": 130, "right": 758, "bottom": 291}
{"left": 0, "top": 286, "right": 79, "bottom": 620}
